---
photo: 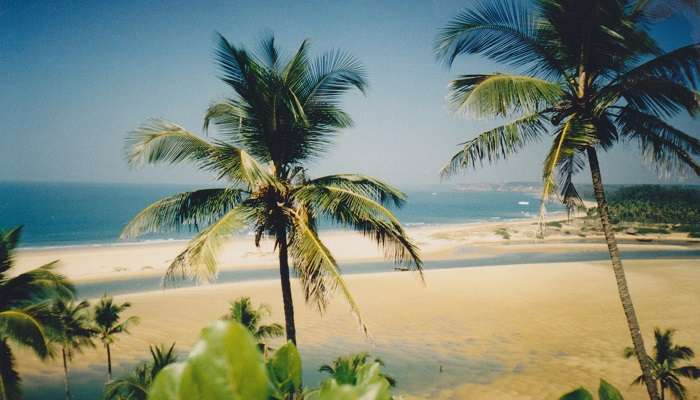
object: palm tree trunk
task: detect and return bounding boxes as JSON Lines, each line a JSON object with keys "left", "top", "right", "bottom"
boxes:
{"left": 659, "top": 383, "right": 665, "bottom": 400}
{"left": 277, "top": 228, "right": 297, "bottom": 345}
{"left": 587, "top": 148, "right": 660, "bottom": 400}
{"left": 62, "top": 347, "right": 72, "bottom": 400}
{"left": 106, "top": 343, "right": 112, "bottom": 382}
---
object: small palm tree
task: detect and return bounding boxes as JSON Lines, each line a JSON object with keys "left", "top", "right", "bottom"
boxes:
{"left": 625, "top": 328, "right": 700, "bottom": 400}
{"left": 435, "top": 1, "right": 699, "bottom": 398}
{"left": 49, "top": 299, "right": 96, "bottom": 400}
{"left": 0, "top": 226, "right": 74, "bottom": 400}
{"left": 122, "top": 33, "right": 423, "bottom": 344}
{"left": 222, "top": 297, "right": 283, "bottom": 354}
{"left": 93, "top": 294, "right": 140, "bottom": 381}
{"left": 319, "top": 352, "right": 396, "bottom": 387}
{"left": 105, "top": 343, "right": 178, "bottom": 400}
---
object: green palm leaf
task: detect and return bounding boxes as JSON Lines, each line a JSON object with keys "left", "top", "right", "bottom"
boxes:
{"left": 0, "top": 309, "right": 49, "bottom": 359}
{"left": 441, "top": 112, "right": 549, "bottom": 176}
{"left": 164, "top": 206, "right": 252, "bottom": 283}
{"left": 0, "top": 339, "right": 20, "bottom": 400}
{"left": 449, "top": 74, "right": 563, "bottom": 117}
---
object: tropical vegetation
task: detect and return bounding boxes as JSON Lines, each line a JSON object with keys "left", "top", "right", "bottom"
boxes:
{"left": 121, "top": 33, "right": 423, "bottom": 344}
{"left": 94, "top": 294, "right": 140, "bottom": 381}
{"left": 147, "top": 320, "right": 393, "bottom": 400}
{"left": 223, "top": 296, "right": 284, "bottom": 354}
{"left": 48, "top": 299, "right": 96, "bottom": 400}
{"left": 104, "top": 343, "right": 177, "bottom": 400}
{"left": 434, "top": 1, "right": 700, "bottom": 398}
{"left": 625, "top": 328, "right": 700, "bottom": 400}
{"left": 0, "top": 226, "right": 74, "bottom": 400}
{"left": 319, "top": 352, "right": 396, "bottom": 387}
{"left": 559, "top": 379, "right": 625, "bottom": 400}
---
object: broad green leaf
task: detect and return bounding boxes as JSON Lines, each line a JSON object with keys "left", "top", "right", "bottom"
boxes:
{"left": 148, "top": 363, "right": 185, "bottom": 400}
{"left": 267, "top": 341, "right": 302, "bottom": 398}
{"left": 313, "top": 362, "right": 391, "bottom": 400}
{"left": 184, "top": 320, "right": 268, "bottom": 399}
{"left": 598, "top": 380, "right": 624, "bottom": 400}
{"left": 559, "top": 388, "right": 594, "bottom": 400}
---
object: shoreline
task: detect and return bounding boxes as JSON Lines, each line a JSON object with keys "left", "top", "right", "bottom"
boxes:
{"left": 14, "top": 212, "right": 700, "bottom": 285}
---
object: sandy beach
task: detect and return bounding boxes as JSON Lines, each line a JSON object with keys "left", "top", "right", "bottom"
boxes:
{"left": 15, "top": 218, "right": 700, "bottom": 399}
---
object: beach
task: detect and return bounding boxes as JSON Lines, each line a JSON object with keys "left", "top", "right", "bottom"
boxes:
{"left": 16, "top": 219, "right": 700, "bottom": 399}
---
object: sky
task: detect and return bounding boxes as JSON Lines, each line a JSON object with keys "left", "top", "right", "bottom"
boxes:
{"left": 1, "top": 0, "right": 699, "bottom": 188}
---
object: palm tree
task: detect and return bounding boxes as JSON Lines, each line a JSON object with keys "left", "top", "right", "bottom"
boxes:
{"left": 0, "top": 226, "right": 74, "bottom": 400}
{"left": 222, "top": 297, "right": 283, "bottom": 354}
{"left": 49, "top": 299, "right": 96, "bottom": 400}
{"left": 93, "top": 294, "right": 140, "bottom": 381}
{"left": 121, "top": 33, "right": 423, "bottom": 344}
{"left": 625, "top": 328, "right": 700, "bottom": 400}
{"left": 434, "top": 1, "right": 699, "bottom": 399}
{"left": 319, "top": 352, "right": 396, "bottom": 387}
{"left": 104, "top": 343, "right": 177, "bottom": 400}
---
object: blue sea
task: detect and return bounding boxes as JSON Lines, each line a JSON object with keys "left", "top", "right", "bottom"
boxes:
{"left": 0, "top": 181, "right": 554, "bottom": 248}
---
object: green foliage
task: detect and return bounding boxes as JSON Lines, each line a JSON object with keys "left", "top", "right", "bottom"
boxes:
{"left": 606, "top": 186, "right": 700, "bottom": 225}
{"left": 105, "top": 343, "right": 177, "bottom": 400}
{"left": 625, "top": 328, "right": 700, "bottom": 400}
{"left": 148, "top": 321, "right": 394, "bottom": 400}
{"left": 223, "top": 297, "right": 284, "bottom": 354}
{"left": 267, "top": 343, "right": 302, "bottom": 399}
{"left": 546, "top": 221, "right": 563, "bottom": 228}
{"left": 319, "top": 352, "right": 396, "bottom": 388}
{"left": 559, "top": 380, "right": 623, "bottom": 400}
{"left": 0, "top": 226, "right": 75, "bottom": 400}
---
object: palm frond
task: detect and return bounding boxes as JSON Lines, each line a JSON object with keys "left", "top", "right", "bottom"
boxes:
{"left": 120, "top": 188, "right": 244, "bottom": 239}
{"left": 295, "top": 184, "right": 422, "bottom": 271}
{"left": 302, "top": 49, "right": 367, "bottom": 106}
{"left": 448, "top": 73, "right": 562, "bottom": 117}
{"left": 617, "top": 108, "right": 700, "bottom": 177}
{"left": 616, "top": 43, "right": 700, "bottom": 89}
{"left": 0, "top": 261, "right": 73, "bottom": 308}
{"left": 0, "top": 339, "right": 21, "bottom": 400}
{"left": 434, "top": 0, "right": 568, "bottom": 79}
{"left": 125, "top": 119, "right": 216, "bottom": 167}
{"left": 286, "top": 206, "right": 369, "bottom": 336}
{"left": 441, "top": 112, "right": 549, "bottom": 176}
{"left": 674, "top": 365, "right": 700, "bottom": 379}
{"left": 0, "top": 227, "right": 22, "bottom": 275}
{"left": 164, "top": 206, "right": 252, "bottom": 284}
{"left": 0, "top": 309, "right": 49, "bottom": 359}
{"left": 305, "top": 174, "right": 406, "bottom": 207}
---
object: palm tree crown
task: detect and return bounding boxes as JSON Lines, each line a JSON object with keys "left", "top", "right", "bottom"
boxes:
{"left": 319, "top": 352, "right": 396, "bottom": 387}
{"left": 437, "top": 0, "right": 699, "bottom": 205}
{"left": 122, "top": 33, "right": 423, "bottom": 342}
{"left": 626, "top": 328, "right": 700, "bottom": 400}
{"left": 223, "top": 296, "right": 283, "bottom": 352}
{"left": 105, "top": 343, "right": 178, "bottom": 400}
{"left": 0, "top": 226, "right": 74, "bottom": 400}
{"left": 94, "top": 294, "right": 139, "bottom": 381}
{"left": 435, "top": 1, "right": 698, "bottom": 399}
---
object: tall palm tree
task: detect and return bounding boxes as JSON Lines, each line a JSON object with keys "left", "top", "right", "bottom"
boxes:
{"left": 625, "top": 328, "right": 700, "bottom": 400}
{"left": 222, "top": 297, "right": 284, "bottom": 354}
{"left": 49, "top": 299, "right": 96, "bottom": 400}
{"left": 319, "top": 352, "right": 396, "bottom": 387}
{"left": 121, "top": 33, "right": 423, "bottom": 344}
{"left": 93, "top": 294, "right": 140, "bottom": 381}
{"left": 0, "top": 226, "right": 74, "bottom": 400}
{"left": 434, "top": 1, "right": 699, "bottom": 399}
{"left": 104, "top": 343, "right": 177, "bottom": 400}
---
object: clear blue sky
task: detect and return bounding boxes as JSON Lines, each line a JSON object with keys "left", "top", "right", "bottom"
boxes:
{"left": 1, "top": 0, "right": 698, "bottom": 187}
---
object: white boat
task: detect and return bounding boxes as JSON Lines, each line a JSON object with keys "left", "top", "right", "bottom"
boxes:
{"left": 517, "top": 201, "right": 530, "bottom": 205}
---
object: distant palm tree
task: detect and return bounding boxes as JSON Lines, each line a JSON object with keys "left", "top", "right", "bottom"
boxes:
{"left": 435, "top": 1, "right": 699, "bottom": 398}
{"left": 625, "top": 328, "right": 700, "bottom": 400}
{"left": 121, "top": 33, "right": 423, "bottom": 344}
{"left": 104, "top": 343, "right": 177, "bottom": 400}
{"left": 49, "top": 299, "right": 96, "bottom": 400}
{"left": 319, "top": 352, "right": 396, "bottom": 387}
{"left": 0, "top": 226, "right": 74, "bottom": 400}
{"left": 93, "top": 294, "right": 140, "bottom": 381}
{"left": 222, "top": 297, "right": 283, "bottom": 354}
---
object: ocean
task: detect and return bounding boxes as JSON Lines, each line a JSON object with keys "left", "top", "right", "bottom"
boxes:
{"left": 0, "top": 181, "right": 556, "bottom": 248}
